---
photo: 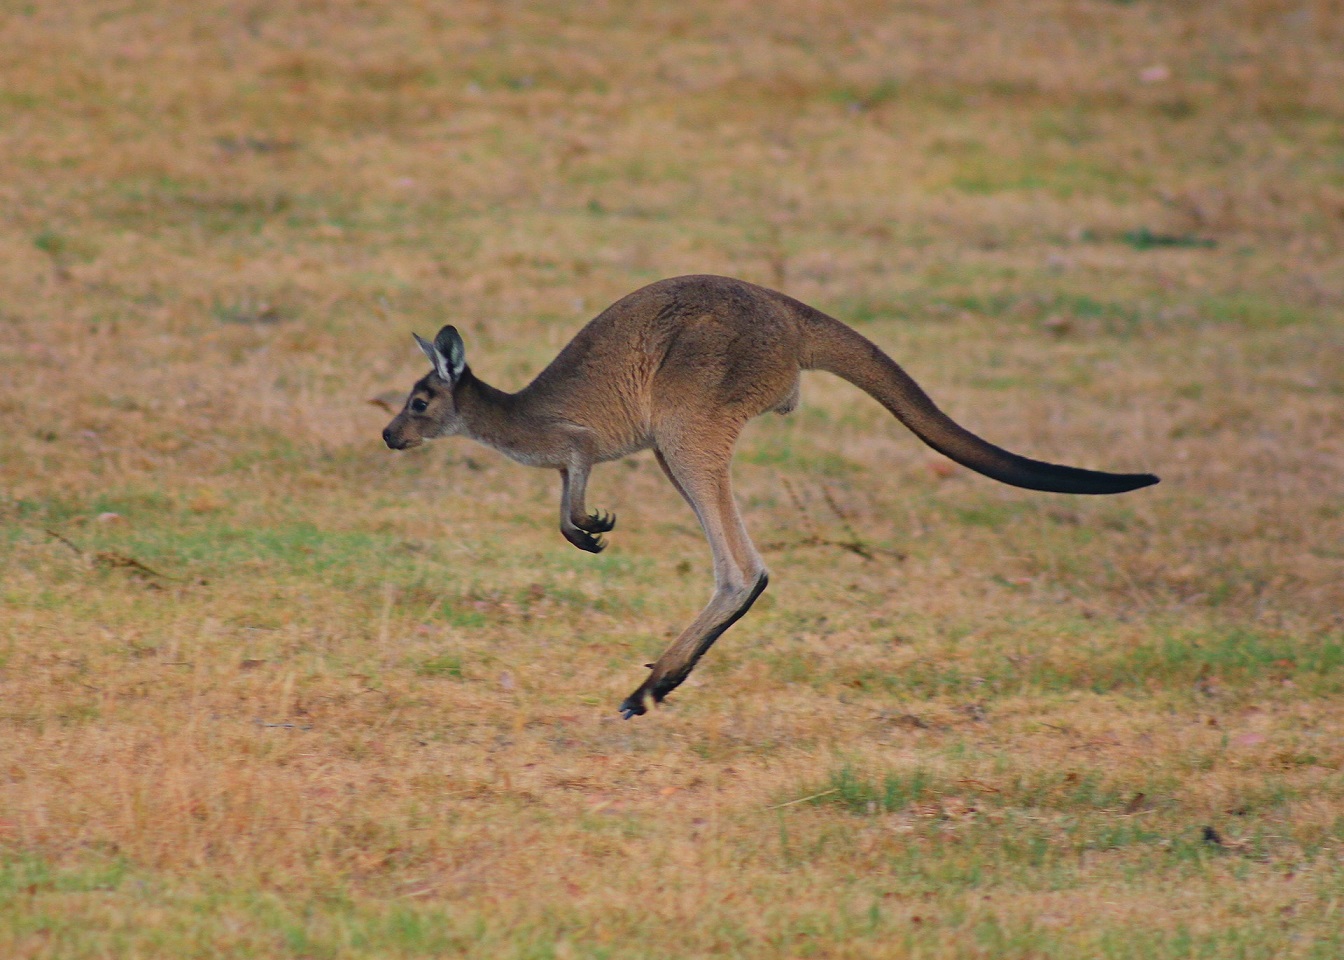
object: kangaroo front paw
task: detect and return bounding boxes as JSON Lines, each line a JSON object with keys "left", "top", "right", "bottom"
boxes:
{"left": 575, "top": 510, "right": 616, "bottom": 534}
{"left": 562, "top": 525, "right": 606, "bottom": 553}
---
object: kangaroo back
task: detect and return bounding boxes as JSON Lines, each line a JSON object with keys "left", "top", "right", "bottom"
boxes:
{"left": 797, "top": 309, "right": 1158, "bottom": 495}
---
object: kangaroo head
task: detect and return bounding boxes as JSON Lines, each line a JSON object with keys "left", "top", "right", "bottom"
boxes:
{"left": 382, "top": 325, "right": 467, "bottom": 450}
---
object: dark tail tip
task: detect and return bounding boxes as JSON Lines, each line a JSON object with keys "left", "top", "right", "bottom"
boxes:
{"left": 1105, "top": 472, "right": 1160, "bottom": 494}
{"left": 989, "top": 460, "right": 1161, "bottom": 495}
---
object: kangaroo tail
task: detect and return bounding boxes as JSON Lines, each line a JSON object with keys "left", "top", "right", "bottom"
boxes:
{"left": 797, "top": 307, "right": 1158, "bottom": 495}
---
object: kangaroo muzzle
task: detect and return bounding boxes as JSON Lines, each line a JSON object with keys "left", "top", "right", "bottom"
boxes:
{"left": 382, "top": 423, "right": 422, "bottom": 450}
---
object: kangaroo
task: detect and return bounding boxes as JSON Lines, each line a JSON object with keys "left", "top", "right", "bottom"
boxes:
{"left": 382, "top": 275, "right": 1157, "bottom": 718}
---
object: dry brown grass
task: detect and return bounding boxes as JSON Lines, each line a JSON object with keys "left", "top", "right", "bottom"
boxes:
{"left": 2, "top": 1, "right": 1343, "bottom": 957}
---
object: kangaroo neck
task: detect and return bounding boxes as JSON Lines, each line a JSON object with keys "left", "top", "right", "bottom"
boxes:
{"left": 452, "top": 371, "right": 555, "bottom": 464}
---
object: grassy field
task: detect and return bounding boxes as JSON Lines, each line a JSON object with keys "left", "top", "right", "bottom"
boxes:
{"left": 2, "top": 1, "right": 1343, "bottom": 956}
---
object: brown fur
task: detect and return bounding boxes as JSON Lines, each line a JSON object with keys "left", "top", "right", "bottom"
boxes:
{"left": 383, "top": 275, "right": 1157, "bottom": 717}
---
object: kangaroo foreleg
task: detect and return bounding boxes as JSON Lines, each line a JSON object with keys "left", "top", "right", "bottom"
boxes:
{"left": 620, "top": 442, "right": 768, "bottom": 718}
{"left": 559, "top": 465, "right": 615, "bottom": 553}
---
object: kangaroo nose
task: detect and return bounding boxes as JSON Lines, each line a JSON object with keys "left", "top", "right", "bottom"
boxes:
{"left": 382, "top": 427, "right": 396, "bottom": 448}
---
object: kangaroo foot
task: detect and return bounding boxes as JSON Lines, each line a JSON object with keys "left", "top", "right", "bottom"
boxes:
{"left": 619, "top": 683, "right": 650, "bottom": 719}
{"left": 618, "top": 668, "right": 686, "bottom": 719}
{"left": 574, "top": 510, "right": 616, "bottom": 534}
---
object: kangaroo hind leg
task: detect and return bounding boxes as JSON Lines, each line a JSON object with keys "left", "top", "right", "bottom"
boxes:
{"left": 620, "top": 435, "right": 768, "bottom": 718}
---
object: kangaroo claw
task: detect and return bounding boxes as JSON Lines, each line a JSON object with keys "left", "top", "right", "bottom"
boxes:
{"left": 576, "top": 510, "right": 616, "bottom": 534}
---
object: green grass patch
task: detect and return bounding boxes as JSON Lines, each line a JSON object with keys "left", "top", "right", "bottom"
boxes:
{"left": 946, "top": 501, "right": 1027, "bottom": 529}
{"left": 0, "top": 853, "right": 128, "bottom": 900}
{"left": 413, "top": 653, "right": 464, "bottom": 678}
{"left": 738, "top": 429, "right": 863, "bottom": 477}
{"left": 1121, "top": 227, "right": 1216, "bottom": 250}
{"left": 796, "top": 620, "right": 1344, "bottom": 701}
{"left": 812, "top": 765, "right": 935, "bottom": 814}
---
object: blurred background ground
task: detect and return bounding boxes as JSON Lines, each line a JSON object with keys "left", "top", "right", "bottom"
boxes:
{"left": 1, "top": 2, "right": 1342, "bottom": 957}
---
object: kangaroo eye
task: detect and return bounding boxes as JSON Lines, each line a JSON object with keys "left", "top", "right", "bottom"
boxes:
{"left": 410, "top": 398, "right": 428, "bottom": 413}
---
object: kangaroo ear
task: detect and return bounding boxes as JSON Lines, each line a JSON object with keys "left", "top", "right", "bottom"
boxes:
{"left": 413, "top": 326, "right": 466, "bottom": 383}
{"left": 433, "top": 325, "right": 466, "bottom": 376}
